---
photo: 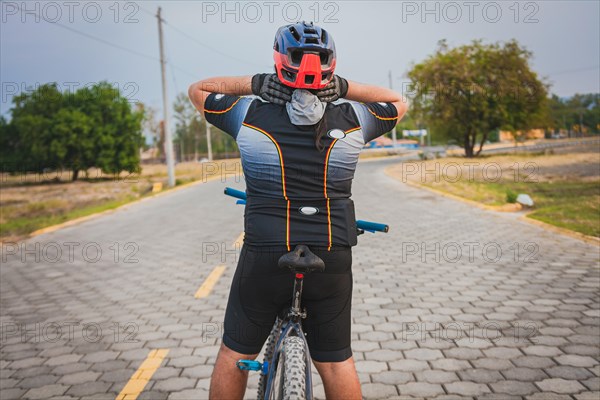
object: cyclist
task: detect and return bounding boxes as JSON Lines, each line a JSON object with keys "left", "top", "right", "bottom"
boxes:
{"left": 189, "top": 22, "right": 408, "bottom": 399}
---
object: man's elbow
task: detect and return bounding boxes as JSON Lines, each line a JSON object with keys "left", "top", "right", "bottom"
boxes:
{"left": 188, "top": 83, "right": 198, "bottom": 103}
{"left": 395, "top": 97, "right": 410, "bottom": 119}
{"left": 188, "top": 83, "right": 203, "bottom": 112}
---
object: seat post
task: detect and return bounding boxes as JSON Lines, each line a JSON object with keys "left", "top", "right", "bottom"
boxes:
{"left": 290, "top": 272, "right": 305, "bottom": 318}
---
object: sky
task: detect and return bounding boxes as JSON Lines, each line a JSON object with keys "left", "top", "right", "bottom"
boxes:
{"left": 2, "top": 0, "right": 599, "bottom": 122}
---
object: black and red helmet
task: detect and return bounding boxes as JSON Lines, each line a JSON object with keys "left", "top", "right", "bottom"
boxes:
{"left": 273, "top": 22, "right": 336, "bottom": 89}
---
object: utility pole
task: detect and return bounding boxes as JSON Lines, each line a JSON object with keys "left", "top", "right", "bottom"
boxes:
{"left": 206, "top": 122, "right": 213, "bottom": 161}
{"left": 388, "top": 70, "right": 398, "bottom": 153}
{"left": 157, "top": 7, "right": 176, "bottom": 187}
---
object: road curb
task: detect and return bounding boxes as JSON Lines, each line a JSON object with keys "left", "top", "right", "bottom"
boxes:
{"left": 384, "top": 165, "right": 600, "bottom": 247}
{"left": 518, "top": 215, "right": 600, "bottom": 246}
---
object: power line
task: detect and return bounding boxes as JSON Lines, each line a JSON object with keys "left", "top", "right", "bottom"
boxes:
{"left": 11, "top": 3, "right": 197, "bottom": 77}
{"left": 11, "top": 3, "right": 158, "bottom": 62}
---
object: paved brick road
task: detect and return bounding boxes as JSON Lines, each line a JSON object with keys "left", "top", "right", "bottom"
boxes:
{"left": 1, "top": 157, "right": 598, "bottom": 399}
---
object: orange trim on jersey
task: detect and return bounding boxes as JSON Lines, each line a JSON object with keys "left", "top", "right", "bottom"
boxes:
{"left": 242, "top": 122, "right": 288, "bottom": 200}
{"left": 286, "top": 200, "right": 291, "bottom": 251}
{"left": 204, "top": 98, "right": 241, "bottom": 114}
{"left": 326, "top": 198, "right": 332, "bottom": 251}
{"left": 366, "top": 107, "right": 398, "bottom": 121}
{"left": 345, "top": 126, "right": 361, "bottom": 134}
{"left": 323, "top": 139, "right": 339, "bottom": 251}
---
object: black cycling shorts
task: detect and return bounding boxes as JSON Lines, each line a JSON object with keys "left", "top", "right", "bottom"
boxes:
{"left": 222, "top": 244, "right": 353, "bottom": 363}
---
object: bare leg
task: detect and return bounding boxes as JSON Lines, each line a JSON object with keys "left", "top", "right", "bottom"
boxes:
{"left": 209, "top": 343, "right": 259, "bottom": 400}
{"left": 313, "top": 357, "right": 362, "bottom": 400}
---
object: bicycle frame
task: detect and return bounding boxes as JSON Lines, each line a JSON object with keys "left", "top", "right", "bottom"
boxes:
{"left": 263, "top": 272, "right": 313, "bottom": 400}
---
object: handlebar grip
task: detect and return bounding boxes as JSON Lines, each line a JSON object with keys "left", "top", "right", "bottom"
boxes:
{"left": 224, "top": 187, "right": 247, "bottom": 200}
{"left": 356, "top": 220, "right": 389, "bottom": 233}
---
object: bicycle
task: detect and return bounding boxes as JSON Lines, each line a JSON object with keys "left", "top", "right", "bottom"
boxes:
{"left": 224, "top": 187, "right": 388, "bottom": 400}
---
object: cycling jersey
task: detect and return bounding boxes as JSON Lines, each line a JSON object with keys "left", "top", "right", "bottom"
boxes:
{"left": 204, "top": 94, "right": 398, "bottom": 249}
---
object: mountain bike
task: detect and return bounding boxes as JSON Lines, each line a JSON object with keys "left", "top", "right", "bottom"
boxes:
{"left": 224, "top": 187, "right": 388, "bottom": 400}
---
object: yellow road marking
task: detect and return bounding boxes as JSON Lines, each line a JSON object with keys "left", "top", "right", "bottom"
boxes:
{"left": 116, "top": 349, "right": 169, "bottom": 400}
{"left": 233, "top": 231, "right": 245, "bottom": 248}
{"left": 194, "top": 265, "right": 227, "bottom": 299}
{"left": 193, "top": 232, "right": 243, "bottom": 299}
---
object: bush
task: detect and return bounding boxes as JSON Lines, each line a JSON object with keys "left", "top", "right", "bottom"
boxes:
{"left": 506, "top": 190, "right": 518, "bottom": 203}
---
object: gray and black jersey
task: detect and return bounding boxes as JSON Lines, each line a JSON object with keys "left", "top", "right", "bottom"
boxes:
{"left": 204, "top": 94, "right": 398, "bottom": 250}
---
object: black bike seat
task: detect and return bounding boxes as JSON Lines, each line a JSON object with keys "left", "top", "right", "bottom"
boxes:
{"left": 278, "top": 245, "right": 325, "bottom": 273}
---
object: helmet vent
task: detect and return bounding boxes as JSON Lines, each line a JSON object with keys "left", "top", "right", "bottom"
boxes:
{"left": 289, "top": 27, "right": 301, "bottom": 41}
{"left": 319, "top": 52, "right": 329, "bottom": 65}
{"left": 304, "top": 28, "right": 317, "bottom": 34}
{"left": 305, "top": 38, "right": 319, "bottom": 44}
{"left": 283, "top": 69, "right": 296, "bottom": 82}
{"left": 290, "top": 50, "right": 303, "bottom": 65}
{"left": 305, "top": 75, "right": 315, "bottom": 84}
{"left": 321, "top": 30, "right": 327, "bottom": 43}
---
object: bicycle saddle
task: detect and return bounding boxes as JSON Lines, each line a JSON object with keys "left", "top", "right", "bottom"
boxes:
{"left": 278, "top": 245, "right": 325, "bottom": 273}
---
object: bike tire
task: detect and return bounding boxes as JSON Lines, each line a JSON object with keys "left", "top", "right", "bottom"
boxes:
{"left": 282, "top": 336, "right": 307, "bottom": 400}
{"left": 257, "top": 318, "right": 281, "bottom": 400}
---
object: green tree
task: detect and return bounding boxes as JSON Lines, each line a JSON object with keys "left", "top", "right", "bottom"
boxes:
{"left": 140, "top": 104, "right": 161, "bottom": 155}
{"left": 51, "top": 108, "right": 94, "bottom": 180}
{"left": 3, "top": 84, "right": 65, "bottom": 172}
{"left": 408, "top": 39, "right": 548, "bottom": 157}
{"left": 2, "top": 82, "right": 144, "bottom": 180}
{"left": 543, "top": 93, "right": 600, "bottom": 136}
{"left": 172, "top": 92, "right": 236, "bottom": 160}
{"left": 73, "top": 83, "right": 144, "bottom": 177}
{"left": 173, "top": 93, "right": 200, "bottom": 161}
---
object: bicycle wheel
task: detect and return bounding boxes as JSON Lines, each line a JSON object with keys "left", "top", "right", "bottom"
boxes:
{"left": 258, "top": 319, "right": 281, "bottom": 400}
{"left": 282, "top": 336, "right": 307, "bottom": 400}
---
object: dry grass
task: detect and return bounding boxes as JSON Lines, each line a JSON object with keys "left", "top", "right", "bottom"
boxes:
{"left": 0, "top": 159, "right": 241, "bottom": 241}
{"left": 387, "top": 147, "right": 600, "bottom": 237}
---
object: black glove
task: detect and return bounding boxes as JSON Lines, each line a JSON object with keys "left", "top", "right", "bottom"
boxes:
{"left": 251, "top": 73, "right": 292, "bottom": 105}
{"left": 314, "top": 75, "right": 349, "bottom": 103}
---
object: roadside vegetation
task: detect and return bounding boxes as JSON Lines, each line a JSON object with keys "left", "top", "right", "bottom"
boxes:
{"left": 0, "top": 160, "right": 241, "bottom": 242}
{"left": 387, "top": 147, "right": 600, "bottom": 237}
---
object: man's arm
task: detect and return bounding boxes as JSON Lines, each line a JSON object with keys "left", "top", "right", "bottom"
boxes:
{"left": 345, "top": 80, "right": 409, "bottom": 120}
{"left": 188, "top": 76, "right": 253, "bottom": 114}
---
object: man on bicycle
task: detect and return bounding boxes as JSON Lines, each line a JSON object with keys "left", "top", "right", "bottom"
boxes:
{"left": 189, "top": 21, "right": 408, "bottom": 399}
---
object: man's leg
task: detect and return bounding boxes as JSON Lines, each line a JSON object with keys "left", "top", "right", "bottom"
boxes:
{"left": 313, "top": 357, "right": 362, "bottom": 400}
{"left": 209, "top": 343, "right": 258, "bottom": 400}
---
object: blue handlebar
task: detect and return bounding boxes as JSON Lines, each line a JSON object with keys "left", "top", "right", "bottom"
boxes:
{"left": 224, "top": 187, "right": 247, "bottom": 200}
{"left": 356, "top": 220, "right": 389, "bottom": 233}
{"left": 224, "top": 187, "right": 389, "bottom": 233}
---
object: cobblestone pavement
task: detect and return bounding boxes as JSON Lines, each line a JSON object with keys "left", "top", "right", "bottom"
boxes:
{"left": 1, "top": 157, "right": 598, "bottom": 399}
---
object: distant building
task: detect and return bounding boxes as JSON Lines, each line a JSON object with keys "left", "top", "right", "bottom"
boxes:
{"left": 498, "top": 129, "right": 545, "bottom": 142}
